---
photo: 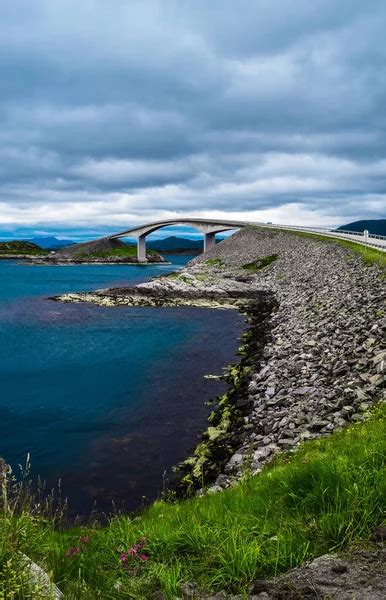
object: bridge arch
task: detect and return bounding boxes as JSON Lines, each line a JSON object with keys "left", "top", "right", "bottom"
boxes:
{"left": 109, "top": 218, "right": 246, "bottom": 262}
{"left": 105, "top": 218, "right": 386, "bottom": 261}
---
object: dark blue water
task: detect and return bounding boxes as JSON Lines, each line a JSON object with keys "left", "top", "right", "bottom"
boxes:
{"left": 0, "top": 257, "right": 244, "bottom": 513}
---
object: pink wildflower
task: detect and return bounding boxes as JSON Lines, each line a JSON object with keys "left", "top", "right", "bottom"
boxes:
{"left": 119, "top": 537, "right": 149, "bottom": 567}
{"left": 139, "top": 554, "right": 149, "bottom": 562}
{"left": 80, "top": 536, "right": 89, "bottom": 544}
{"left": 65, "top": 546, "right": 81, "bottom": 557}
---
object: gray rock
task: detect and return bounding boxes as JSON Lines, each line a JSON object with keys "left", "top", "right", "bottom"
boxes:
{"left": 309, "top": 419, "right": 329, "bottom": 431}
{"left": 224, "top": 453, "right": 243, "bottom": 473}
{"left": 265, "top": 387, "right": 276, "bottom": 397}
{"left": 277, "top": 438, "right": 297, "bottom": 447}
{"left": 249, "top": 548, "right": 386, "bottom": 600}
{"left": 214, "top": 474, "right": 231, "bottom": 488}
{"left": 252, "top": 447, "right": 272, "bottom": 462}
{"left": 20, "top": 554, "right": 63, "bottom": 599}
{"left": 293, "top": 386, "right": 315, "bottom": 395}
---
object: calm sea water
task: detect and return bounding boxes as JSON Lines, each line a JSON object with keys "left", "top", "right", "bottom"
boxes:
{"left": 0, "top": 257, "right": 244, "bottom": 513}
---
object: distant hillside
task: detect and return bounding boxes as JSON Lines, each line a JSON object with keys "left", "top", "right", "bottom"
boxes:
{"left": 52, "top": 237, "right": 165, "bottom": 263}
{"left": 54, "top": 237, "right": 136, "bottom": 258}
{"left": 148, "top": 236, "right": 202, "bottom": 253}
{"left": 0, "top": 240, "right": 48, "bottom": 255}
{"left": 28, "top": 236, "right": 75, "bottom": 249}
{"left": 337, "top": 219, "right": 386, "bottom": 236}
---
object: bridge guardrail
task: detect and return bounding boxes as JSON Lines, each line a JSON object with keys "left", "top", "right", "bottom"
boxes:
{"left": 335, "top": 229, "right": 386, "bottom": 240}
{"left": 260, "top": 223, "right": 386, "bottom": 251}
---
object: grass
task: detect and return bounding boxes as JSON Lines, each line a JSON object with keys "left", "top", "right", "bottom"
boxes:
{"left": 262, "top": 228, "right": 386, "bottom": 270}
{"left": 1, "top": 404, "right": 385, "bottom": 598}
{"left": 242, "top": 254, "right": 278, "bottom": 272}
{"left": 77, "top": 246, "right": 155, "bottom": 259}
{"left": 166, "top": 272, "right": 193, "bottom": 284}
{"left": 0, "top": 241, "right": 49, "bottom": 256}
{"left": 206, "top": 258, "right": 224, "bottom": 266}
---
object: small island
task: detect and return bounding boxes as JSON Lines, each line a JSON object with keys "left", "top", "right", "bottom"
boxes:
{"left": 0, "top": 238, "right": 166, "bottom": 264}
{"left": 0, "top": 240, "right": 50, "bottom": 259}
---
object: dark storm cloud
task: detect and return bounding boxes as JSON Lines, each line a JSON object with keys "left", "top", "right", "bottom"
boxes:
{"left": 0, "top": 0, "right": 385, "bottom": 236}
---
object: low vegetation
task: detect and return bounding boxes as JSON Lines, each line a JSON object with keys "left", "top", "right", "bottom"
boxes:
{"left": 1, "top": 404, "right": 384, "bottom": 598}
{"left": 0, "top": 241, "right": 48, "bottom": 255}
{"left": 205, "top": 258, "right": 224, "bottom": 267}
{"left": 78, "top": 246, "right": 155, "bottom": 259}
{"left": 242, "top": 254, "right": 278, "bottom": 272}
{"left": 166, "top": 272, "right": 193, "bottom": 284}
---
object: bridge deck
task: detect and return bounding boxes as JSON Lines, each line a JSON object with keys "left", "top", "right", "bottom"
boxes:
{"left": 109, "top": 218, "right": 386, "bottom": 254}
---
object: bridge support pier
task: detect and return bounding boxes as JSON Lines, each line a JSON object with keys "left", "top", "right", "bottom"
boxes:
{"left": 137, "top": 234, "right": 147, "bottom": 263}
{"left": 204, "top": 232, "right": 216, "bottom": 252}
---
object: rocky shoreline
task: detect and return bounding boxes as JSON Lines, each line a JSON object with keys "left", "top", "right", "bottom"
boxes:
{"left": 53, "top": 226, "right": 385, "bottom": 493}
{"left": 30, "top": 255, "right": 167, "bottom": 265}
{"left": 0, "top": 253, "right": 49, "bottom": 260}
{"left": 0, "top": 254, "right": 168, "bottom": 265}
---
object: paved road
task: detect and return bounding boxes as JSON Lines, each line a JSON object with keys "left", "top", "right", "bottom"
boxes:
{"left": 260, "top": 224, "right": 386, "bottom": 251}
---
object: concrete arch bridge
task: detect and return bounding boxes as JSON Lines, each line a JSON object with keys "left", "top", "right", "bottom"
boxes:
{"left": 109, "top": 218, "right": 250, "bottom": 262}
{"left": 108, "top": 218, "right": 386, "bottom": 262}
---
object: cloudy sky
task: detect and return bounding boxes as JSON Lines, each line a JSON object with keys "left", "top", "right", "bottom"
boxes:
{"left": 1, "top": 0, "right": 385, "bottom": 240}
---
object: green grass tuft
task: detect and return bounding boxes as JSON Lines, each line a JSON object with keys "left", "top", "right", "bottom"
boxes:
{"left": 242, "top": 254, "right": 278, "bottom": 272}
{"left": 206, "top": 258, "right": 224, "bottom": 266}
{"left": 78, "top": 246, "right": 155, "bottom": 259}
{"left": 1, "top": 404, "right": 385, "bottom": 598}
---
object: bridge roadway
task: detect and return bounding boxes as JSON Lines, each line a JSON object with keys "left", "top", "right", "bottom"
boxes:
{"left": 108, "top": 218, "right": 386, "bottom": 262}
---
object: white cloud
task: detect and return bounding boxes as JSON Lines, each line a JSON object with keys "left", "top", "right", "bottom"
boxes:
{"left": 0, "top": 1, "right": 385, "bottom": 236}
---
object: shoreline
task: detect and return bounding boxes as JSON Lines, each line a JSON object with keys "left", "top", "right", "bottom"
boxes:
{"left": 2, "top": 226, "right": 385, "bottom": 598}
{"left": 0, "top": 255, "right": 170, "bottom": 265}
{"left": 53, "top": 226, "right": 385, "bottom": 497}
{"left": 32, "top": 258, "right": 168, "bottom": 265}
{"left": 0, "top": 254, "right": 49, "bottom": 260}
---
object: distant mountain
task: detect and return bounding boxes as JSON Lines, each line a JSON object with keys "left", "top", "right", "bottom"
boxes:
{"left": 337, "top": 219, "right": 386, "bottom": 236}
{"left": 28, "top": 236, "right": 76, "bottom": 249}
{"left": 147, "top": 236, "right": 203, "bottom": 253}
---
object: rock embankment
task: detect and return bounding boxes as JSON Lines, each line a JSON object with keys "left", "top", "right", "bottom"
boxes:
{"left": 54, "top": 227, "right": 385, "bottom": 486}
{"left": 195, "top": 227, "right": 385, "bottom": 487}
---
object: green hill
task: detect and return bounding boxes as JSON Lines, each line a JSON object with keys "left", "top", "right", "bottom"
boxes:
{"left": 0, "top": 240, "right": 48, "bottom": 255}
{"left": 338, "top": 219, "right": 386, "bottom": 236}
{"left": 148, "top": 236, "right": 203, "bottom": 253}
{"left": 52, "top": 237, "right": 165, "bottom": 262}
